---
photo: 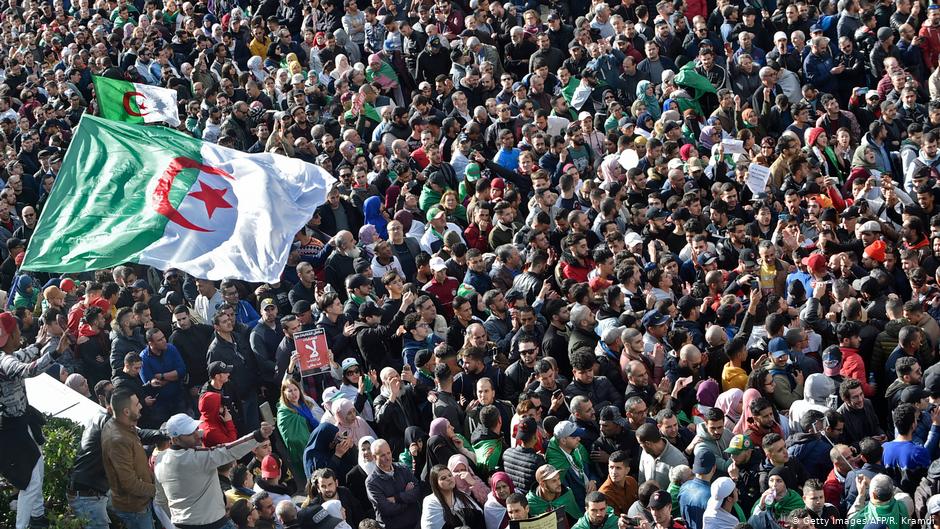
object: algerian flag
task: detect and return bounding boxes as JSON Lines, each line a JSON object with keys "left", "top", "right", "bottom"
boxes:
{"left": 92, "top": 75, "right": 181, "bottom": 127}
{"left": 22, "top": 115, "right": 335, "bottom": 282}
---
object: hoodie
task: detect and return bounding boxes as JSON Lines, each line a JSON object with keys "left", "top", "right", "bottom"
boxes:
{"left": 785, "top": 432, "right": 832, "bottom": 481}
{"left": 789, "top": 374, "right": 835, "bottom": 433}
{"left": 198, "top": 391, "right": 237, "bottom": 447}
{"left": 692, "top": 422, "right": 734, "bottom": 474}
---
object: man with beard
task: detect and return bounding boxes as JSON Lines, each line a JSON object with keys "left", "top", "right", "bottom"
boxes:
{"left": 308, "top": 468, "right": 370, "bottom": 526}
{"left": 560, "top": 233, "right": 596, "bottom": 283}
{"left": 324, "top": 230, "right": 359, "bottom": 301}
{"left": 168, "top": 306, "right": 213, "bottom": 405}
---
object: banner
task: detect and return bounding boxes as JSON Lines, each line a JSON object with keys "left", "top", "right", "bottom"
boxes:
{"left": 509, "top": 509, "right": 568, "bottom": 529}
{"left": 294, "top": 329, "right": 331, "bottom": 376}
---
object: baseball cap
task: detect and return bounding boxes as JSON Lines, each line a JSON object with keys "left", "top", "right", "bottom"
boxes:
{"left": 166, "top": 413, "right": 201, "bottom": 437}
{"left": 598, "top": 405, "right": 628, "bottom": 428}
{"left": 554, "top": 420, "right": 586, "bottom": 439}
{"left": 535, "top": 464, "right": 561, "bottom": 482}
{"left": 292, "top": 300, "right": 312, "bottom": 314}
{"left": 768, "top": 337, "right": 790, "bottom": 359}
{"left": 801, "top": 253, "right": 827, "bottom": 273}
{"left": 901, "top": 385, "right": 929, "bottom": 404}
{"left": 928, "top": 494, "right": 940, "bottom": 515}
{"left": 430, "top": 256, "right": 448, "bottom": 272}
{"left": 822, "top": 345, "right": 843, "bottom": 376}
{"left": 161, "top": 291, "right": 183, "bottom": 307}
{"left": 260, "top": 298, "right": 276, "bottom": 310}
{"left": 645, "top": 207, "right": 669, "bottom": 220}
{"left": 341, "top": 358, "right": 360, "bottom": 372}
{"left": 647, "top": 490, "right": 672, "bottom": 510}
{"left": 724, "top": 434, "right": 753, "bottom": 455}
{"left": 208, "top": 361, "right": 233, "bottom": 377}
{"left": 641, "top": 310, "right": 670, "bottom": 327}
{"left": 692, "top": 450, "right": 716, "bottom": 474}
{"left": 697, "top": 252, "right": 718, "bottom": 266}
{"left": 261, "top": 455, "right": 281, "bottom": 479}
{"left": 711, "top": 477, "right": 736, "bottom": 502}
{"left": 859, "top": 220, "right": 881, "bottom": 233}
{"left": 130, "top": 279, "right": 150, "bottom": 290}
{"left": 346, "top": 274, "right": 371, "bottom": 291}
{"left": 739, "top": 249, "right": 757, "bottom": 267}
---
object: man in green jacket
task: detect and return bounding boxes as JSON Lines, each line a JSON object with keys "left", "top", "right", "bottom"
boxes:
{"left": 526, "top": 464, "right": 584, "bottom": 525}
{"left": 573, "top": 491, "right": 620, "bottom": 529}
{"left": 546, "top": 420, "right": 596, "bottom": 509}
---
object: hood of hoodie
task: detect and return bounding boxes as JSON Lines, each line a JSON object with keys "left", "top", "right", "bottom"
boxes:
{"left": 803, "top": 373, "right": 834, "bottom": 404}
{"left": 308, "top": 422, "right": 339, "bottom": 453}
{"left": 199, "top": 390, "right": 223, "bottom": 421}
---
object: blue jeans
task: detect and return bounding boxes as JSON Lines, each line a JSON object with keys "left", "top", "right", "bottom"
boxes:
{"left": 69, "top": 494, "right": 109, "bottom": 529}
{"left": 113, "top": 505, "right": 154, "bottom": 529}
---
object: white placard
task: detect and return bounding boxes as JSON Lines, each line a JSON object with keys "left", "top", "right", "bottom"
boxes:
{"left": 746, "top": 163, "right": 771, "bottom": 195}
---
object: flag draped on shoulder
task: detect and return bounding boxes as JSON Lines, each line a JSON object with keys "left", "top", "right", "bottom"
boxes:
{"left": 22, "top": 115, "right": 335, "bottom": 282}
{"left": 92, "top": 75, "right": 181, "bottom": 127}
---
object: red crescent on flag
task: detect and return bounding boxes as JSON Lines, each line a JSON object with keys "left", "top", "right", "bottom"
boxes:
{"left": 151, "top": 157, "right": 234, "bottom": 232}
{"left": 123, "top": 91, "right": 149, "bottom": 117}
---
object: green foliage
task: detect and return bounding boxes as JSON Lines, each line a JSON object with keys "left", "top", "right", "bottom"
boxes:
{"left": 0, "top": 415, "right": 88, "bottom": 528}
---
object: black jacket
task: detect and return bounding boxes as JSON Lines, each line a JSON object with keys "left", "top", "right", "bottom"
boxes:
{"left": 503, "top": 446, "right": 545, "bottom": 493}
{"left": 373, "top": 383, "right": 421, "bottom": 455}
{"left": 71, "top": 411, "right": 166, "bottom": 494}
{"left": 168, "top": 322, "right": 214, "bottom": 388}
{"left": 206, "top": 331, "right": 257, "bottom": 399}
{"left": 563, "top": 376, "right": 624, "bottom": 411}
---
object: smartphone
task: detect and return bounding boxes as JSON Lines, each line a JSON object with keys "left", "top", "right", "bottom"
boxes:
{"left": 553, "top": 389, "right": 563, "bottom": 398}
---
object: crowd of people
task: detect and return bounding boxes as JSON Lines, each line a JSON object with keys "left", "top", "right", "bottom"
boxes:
{"left": 7, "top": 0, "right": 940, "bottom": 527}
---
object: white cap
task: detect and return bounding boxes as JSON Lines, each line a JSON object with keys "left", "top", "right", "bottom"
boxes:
{"left": 166, "top": 413, "right": 201, "bottom": 437}
{"left": 928, "top": 494, "right": 940, "bottom": 515}
{"left": 625, "top": 232, "right": 644, "bottom": 247}
{"left": 711, "top": 477, "right": 736, "bottom": 502}
{"left": 578, "top": 111, "right": 592, "bottom": 121}
{"left": 774, "top": 31, "right": 788, "bottom": 42}
{"left": 430, "top": 256, "right": 448, "bottom": 272}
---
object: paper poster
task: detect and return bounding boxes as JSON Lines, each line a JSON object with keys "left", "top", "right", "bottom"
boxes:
{"left": 746, "top": 163, "right": 771, "bottom": 195}
{"left": 294, "top": 329, "right": 330, "bottom": 376}
{"left": 721, "top": 139, "right": 746, "bottom": 154}
{"left": 509, "top": 509, "right": 568, "bottom": 529}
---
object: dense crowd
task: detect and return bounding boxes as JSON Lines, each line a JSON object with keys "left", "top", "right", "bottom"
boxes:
{"left": 6, "top": 0, "right": 940, "bottom": 528}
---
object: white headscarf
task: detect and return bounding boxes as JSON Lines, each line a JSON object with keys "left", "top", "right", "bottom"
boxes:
{"left": 357, "top": 436, "right": 377, "bottom": 475}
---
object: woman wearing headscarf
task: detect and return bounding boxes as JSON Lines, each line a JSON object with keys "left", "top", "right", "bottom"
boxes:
{"left": 599, "top": 155, "right": 623, "bottom": 184}
{"left": 332, "top": 54, "right": 352, "bottom": 80}
{"left": 636, "top": 81, "right": 662, "bottom": 121}
{"left": 400, "top": 426, "right": 429, "bottom": 478}
{"left": 699, "top": 125, "right": 720, "bottom": 152}
{"left": 425, "top": 417, "right": 477, "bottom": 481}
{"left": 692, "top": 379, "right": 720, "bottom": 423}
{"left": 247, "top": 55, "right": 268, "bottom": 83}
{"left": 448, "top": 454, "right": 489, "bottom": 505}
{"left": 331, "top": 358, "right": 377, "bottom": 423}
{"left": 344, "top": 436, "right": 378, "bottom": 520}
{"left": 483, "top": 472, "right": 515, "bottom": 529}
{"left": 714, "top": 389, "right": 744, "bottom": 432}
{"left": 806, "top": 127, "right": 846, "bottom": 182}
{"left": 328, "top": 397, "right": 376, "bottom": 444}
{"left": 321, "top": 500, "right": 354, "bottom": 529}
{"left": 302, "top": 422, "right": 356, "bottom": 479}
{"left": 363, "top": 196, "right": 389, "bottom": 239}
{"left": 733, "top": 388, "right": 783, "bottom": 446}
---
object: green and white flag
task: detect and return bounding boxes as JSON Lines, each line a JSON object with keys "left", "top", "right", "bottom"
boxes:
{"left": 22, "top": 115, "right": 334, "bottom": 282}
{"left": 92, "top": 75, "right": 181, "bottom": 127}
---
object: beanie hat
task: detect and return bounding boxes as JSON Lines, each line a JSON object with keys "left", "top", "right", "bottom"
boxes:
{"left": 864, "top": 240, "right": 887, "bottom": 263}
{"left": 806, "top": 127, "right": 826, "bottom": 147}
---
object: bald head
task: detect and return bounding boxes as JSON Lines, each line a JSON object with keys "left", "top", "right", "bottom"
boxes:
{"left": 705, "top": 325, "right": 726, "bottom": 346}
{"left": 679, "top": 344, "right": 702, "bottom": 364}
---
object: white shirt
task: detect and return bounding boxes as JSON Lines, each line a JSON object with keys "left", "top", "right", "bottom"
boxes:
{"left": 194, "top": 289, "right": 223, "bottom": 324}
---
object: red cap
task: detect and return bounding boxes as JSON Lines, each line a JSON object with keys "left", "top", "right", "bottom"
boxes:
{"left": 801, "top": 253, "right": 827, "bottom": 273}
{"left": 59, "top": 278, "right": 76, "bottom": 293}
{"left": 491, "top": 178, "right": 506, "bottom": 189}
{"left": 260, "top": 455, "right": 281, "bottom": 479}
{"left": 0, "top": 312, "right": 17, "bottom": 340}
{"left": 13, "top": 252, "right": 24, "bottom": 266}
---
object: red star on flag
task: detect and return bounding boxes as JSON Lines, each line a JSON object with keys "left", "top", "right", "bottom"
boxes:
{"left": 188, "top": 181, "right": 233, "bottom": 219}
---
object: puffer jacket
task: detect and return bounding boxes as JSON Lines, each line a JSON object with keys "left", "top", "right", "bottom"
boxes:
{"left": 109, "top": 328, "right": 147, "bottom": 374}
{"left": 691, "top": 422, "right": 733, "bottom": 474}
{"left": 502, "top": 446, "right": 545, "bottom": 493}
{"left": 914, "top": 459, "right": 940, "bottom": 520}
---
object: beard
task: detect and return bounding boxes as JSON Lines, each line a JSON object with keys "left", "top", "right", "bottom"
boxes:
{"left": 343, "top": 246, "right": 362, "bottom": 259}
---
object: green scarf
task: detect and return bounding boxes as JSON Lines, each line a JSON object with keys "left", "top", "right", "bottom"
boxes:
{"left": 848, "top": 499, "right": 908, "bottom": 529}
{"left": 752, "top": 489, "right": 805, "bottom": 519}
